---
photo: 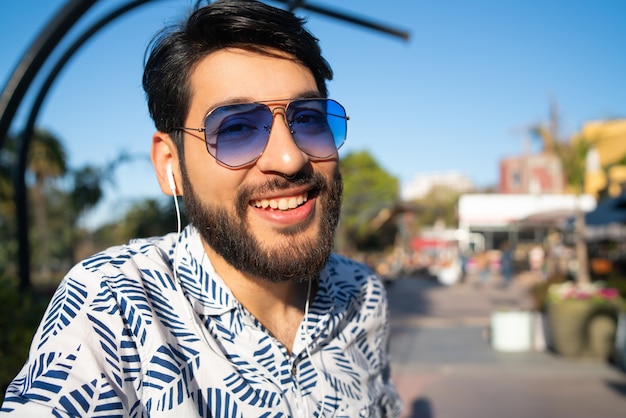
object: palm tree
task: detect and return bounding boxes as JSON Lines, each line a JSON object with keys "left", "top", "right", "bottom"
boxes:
{"left": 27, "top": 129, "right": 67, "bottom": 282}
{"left": 67, "top": 151, "right": 149, "bottom": 262}
{"left": 531, "top": 103, "right": 591, "bottom": 284}
{"left": 557, "top": 138, "right": 592, "bottom": 285}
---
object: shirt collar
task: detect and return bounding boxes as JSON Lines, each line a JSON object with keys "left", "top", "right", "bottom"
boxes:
{"left": 174, "top": 225, "right": 343, "bottom": 317}
{"left": 174, "top": 225, "right": 238, "bottom": 316}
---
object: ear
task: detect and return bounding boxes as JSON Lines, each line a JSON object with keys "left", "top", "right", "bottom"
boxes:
{"left": 151, "top": 131, "right": 182, "bottom": 196}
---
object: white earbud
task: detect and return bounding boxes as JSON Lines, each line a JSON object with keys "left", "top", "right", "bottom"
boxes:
{"left": 166, "top": 163, "right": 176, "bottom": 194}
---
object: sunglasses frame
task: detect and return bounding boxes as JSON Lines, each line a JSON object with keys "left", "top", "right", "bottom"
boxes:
{"left": 175, "top": 98, "right": 348, "bottom": 168}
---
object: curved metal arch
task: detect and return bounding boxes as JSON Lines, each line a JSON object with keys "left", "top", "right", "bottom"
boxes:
{"left": 0, "top": 0, "right": 97, "bottom": 150}
{"left": 11, "top": 0, "right": 153, "bottom": 290}
{"left": 273, "top": 0, "right": 410, "bottom": 40}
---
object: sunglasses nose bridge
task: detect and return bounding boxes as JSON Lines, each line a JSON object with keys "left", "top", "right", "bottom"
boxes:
{"left": 255, "top": 104, "right": 310, "bottom": 174}
{"left": 266, "top": 105, "right": 294, "bottom": 135}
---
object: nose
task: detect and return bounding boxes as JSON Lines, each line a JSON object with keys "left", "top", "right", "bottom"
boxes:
{"left": 255, "top": 108, "right": 309, "bottom": 176}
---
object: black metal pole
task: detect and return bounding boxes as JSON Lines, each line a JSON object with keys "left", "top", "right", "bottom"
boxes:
{"left": 14, "top": 0, "right": 153, "bottom": 291}
{"left": 271, "top": 0, "right": 410, "bottom": 41}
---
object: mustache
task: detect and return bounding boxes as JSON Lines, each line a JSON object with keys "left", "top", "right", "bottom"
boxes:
{"left": 236, "top": 171, "right": 327, "bottom": 208}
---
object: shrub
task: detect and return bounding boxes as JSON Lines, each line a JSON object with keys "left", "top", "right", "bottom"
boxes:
{"left": 0, "top": 276, "right": 51, "bottom": 404}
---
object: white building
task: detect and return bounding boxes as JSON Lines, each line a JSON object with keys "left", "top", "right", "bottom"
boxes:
{"left": 458, "top": 193, "right": 597, "bottom": 230}
{"left": 457, "top": 193, "right": 597, "bottom": 250}
{"left": 402, "top": 171, "right": 475, "bottom": 201}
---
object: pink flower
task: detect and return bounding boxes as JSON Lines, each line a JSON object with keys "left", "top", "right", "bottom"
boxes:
{"left": 548, "top": 282, "right": 623, "bottom": 306}
{"left": 598, "top": 288, "right": 619, "bottom": 300}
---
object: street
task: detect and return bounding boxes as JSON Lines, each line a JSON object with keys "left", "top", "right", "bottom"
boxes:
{"left": 386, "top": 276, "right": 626, "bottom": 418}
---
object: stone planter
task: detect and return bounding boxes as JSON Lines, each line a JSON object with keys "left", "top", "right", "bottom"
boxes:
{"left": 547, "top": 300, "right": 619, "bottom": 359}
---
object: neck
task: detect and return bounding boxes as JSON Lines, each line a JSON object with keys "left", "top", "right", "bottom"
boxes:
{"left": 202, "top": 241, "right": 313, "bottom": 352}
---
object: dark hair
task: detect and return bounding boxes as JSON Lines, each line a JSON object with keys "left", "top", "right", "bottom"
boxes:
{"left": 142, "top": 0, "right": 333, "bottom": 140}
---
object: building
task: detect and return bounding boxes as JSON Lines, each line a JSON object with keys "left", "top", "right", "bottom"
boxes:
{"left": 577, "top": 119, "right": 626, "bottom": 198}
{"left": 499, "top": 153, "right": 564, "bottom": 194}
{"left": 457, "top": 193, "right": 596, "bottom": 251}
{"left": 401, "top": 171, "right": 474, "bottom": 201}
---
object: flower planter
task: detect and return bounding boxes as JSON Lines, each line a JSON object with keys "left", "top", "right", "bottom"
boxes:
{"left": 547, "top": 300, "right": 618, "bottom": 359}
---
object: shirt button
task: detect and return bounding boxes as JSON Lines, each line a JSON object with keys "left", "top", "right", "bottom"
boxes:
{"left": 291, "top": 364, "right": 297, "bottom": 376}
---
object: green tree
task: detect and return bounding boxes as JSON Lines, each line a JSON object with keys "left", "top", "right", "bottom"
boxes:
{"left": 2, "top": 128, "right": 148, "bottom": 286}
{"left": 338, "top": 150, "right": 400, "bottom": 253}
{"left": 70, "top": 166, "right": 104, "bottom": 216}
{"left": 409, "top": 185, "right": 462, "bottom": 232}
{"left": 121, "top": 198, "right": 178, "bottom": 239}
{"left": 66, "top": 152, "right": 148, "bottom": 262}
{"left": 27, "top": 129, "right": 67, "bottom": 282}
{"left": 87, "top": 197, "right": 178, "bottom": 255}
{"left": 0, "top": 150, "right": 17, "bottom": 277}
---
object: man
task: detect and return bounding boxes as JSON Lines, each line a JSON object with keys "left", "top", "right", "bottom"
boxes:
{"left": 1, "top": 1, "right": 401, "bottom": 416}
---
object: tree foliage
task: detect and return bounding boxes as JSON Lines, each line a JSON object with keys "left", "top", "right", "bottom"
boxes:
{"left": 28, "top": 130, "right": 68, "bottom": 281}
{"left": 90, "top": 198, "right": 178, "bottom": 249}
{"left": 0, "top": 128, "right": 150, "bottom": 286}
{"left": 408, "top": 185, "right": 462, "bottom": 232}
{"left": 0, "top": 160, "right": 17, "bottom": 279}
{"left": 338, "top": 150, "right": 399, "bottom": 253}
{"left": 529, "top": 101, "right": 591, "bottom": 195}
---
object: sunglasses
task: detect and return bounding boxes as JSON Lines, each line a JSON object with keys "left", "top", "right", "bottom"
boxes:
{"left": 176, "top": 98, "right": 348, "bottom": 168}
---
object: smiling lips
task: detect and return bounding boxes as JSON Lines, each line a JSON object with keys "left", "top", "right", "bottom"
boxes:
{"left": 252, "top": 192, "right": 308, "bottom": 211}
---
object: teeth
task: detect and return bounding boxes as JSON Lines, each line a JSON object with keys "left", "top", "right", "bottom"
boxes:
{"left": 253, "top": 193, "right": 308, "bottom": 210}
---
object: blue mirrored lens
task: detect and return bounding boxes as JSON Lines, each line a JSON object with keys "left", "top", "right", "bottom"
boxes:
{"left": 204, "top": 103, "right": 272, "bottom": 167}
{"left": 288, "top": 99, "right": 347, "bottom": 158}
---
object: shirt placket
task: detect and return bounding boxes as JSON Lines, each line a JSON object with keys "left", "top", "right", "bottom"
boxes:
{"left": 289, "top": 306, "right": 335, "bottom": 417}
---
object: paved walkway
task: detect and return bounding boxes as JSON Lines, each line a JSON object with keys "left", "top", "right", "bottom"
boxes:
{"left": 386, "top": 276, "right": 626, "bottom": 418}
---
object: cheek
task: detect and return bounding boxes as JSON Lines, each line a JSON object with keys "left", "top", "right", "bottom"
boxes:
{"left": 317, "top": 160, "right": 340, "bottom": 182}
{"left": 182, "top": 149, "right": 245, "bottom": 204}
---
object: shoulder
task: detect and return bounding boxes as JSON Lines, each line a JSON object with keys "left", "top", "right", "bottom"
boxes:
{"left": 48, "top": 233, "right": 180, "bottom": 325}
{"left": 1, "top": 235, "right": 181, "bottom": 414}
{"left": 54, "top": 233, "right": 180, "bottom": 308}
{"left": 75, "top": 233, "right": 178, "bottom": 279}
{"left": 326, "top": 253, "right": 376, "bottom": 280}
{"left": 324, "top": 253, "right": 388, "bottom": 307}
{"left": 34, "top": 233, "right": 181, "bottom": 362}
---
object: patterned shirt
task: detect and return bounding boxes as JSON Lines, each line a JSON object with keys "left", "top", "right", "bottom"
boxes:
{"left": 1, "top": 225, "right": 401, "bottom": 417}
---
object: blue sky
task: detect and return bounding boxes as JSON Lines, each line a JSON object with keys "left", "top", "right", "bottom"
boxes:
{"left": 1, "top": 0, "right": 625, "bottom": 228}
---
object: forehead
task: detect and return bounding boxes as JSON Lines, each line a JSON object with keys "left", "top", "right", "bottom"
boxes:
{"left": 188, "top": 48, "right": 318, "bottom": 114}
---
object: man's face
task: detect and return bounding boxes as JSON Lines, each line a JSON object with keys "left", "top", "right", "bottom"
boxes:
{"left": 179, "top": 48, "right": 342, "bottom": 283}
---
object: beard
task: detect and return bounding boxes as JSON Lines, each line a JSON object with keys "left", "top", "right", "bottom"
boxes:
{"left": 180, "top": 167, "right": 343, "bottom": 283}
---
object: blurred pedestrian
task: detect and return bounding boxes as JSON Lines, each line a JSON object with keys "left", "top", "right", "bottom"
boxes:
{"left": 529, "top": 245, "right": 546, "bottom": 280}
{"left": 500, "top": 241, "right": 514, "bottom": 287}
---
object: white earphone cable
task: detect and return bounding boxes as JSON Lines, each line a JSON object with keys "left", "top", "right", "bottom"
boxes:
{"left": 304, "top": 278, "right": 327, "bottom": 417}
